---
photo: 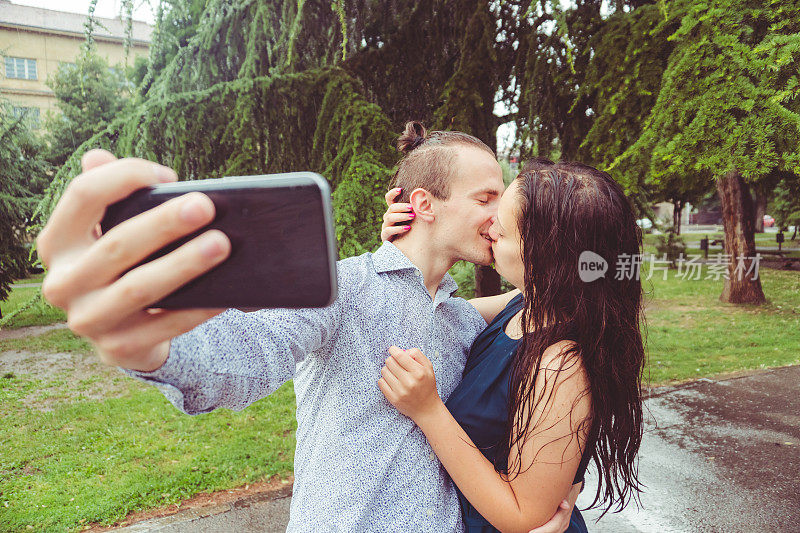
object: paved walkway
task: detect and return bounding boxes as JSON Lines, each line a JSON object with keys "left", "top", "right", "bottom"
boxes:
{"left": 116, "top": 366, "right": 800, "bottom": 532}
{"left": 579, "top": 366, "right": 799, "bottom": 532}
{"left": 10, "top": 282, "right": 42, "bottom": 289}
{"left": 0, "top": 322, "right": 68, "bottom": 340}
{"left": 117, "top": 487, "right": 291, "bottom": 532}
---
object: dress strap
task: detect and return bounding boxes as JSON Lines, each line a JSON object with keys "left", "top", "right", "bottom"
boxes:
{"left": 488, "top": 293, "right": 524, "bottom": 329}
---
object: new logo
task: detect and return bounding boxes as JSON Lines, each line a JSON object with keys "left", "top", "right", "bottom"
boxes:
{"left": 578, "top": 251, "right": 608, "bottom": 282}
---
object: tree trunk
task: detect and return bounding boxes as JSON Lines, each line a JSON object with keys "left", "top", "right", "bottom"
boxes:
{"left": 753, "top": 189, "right": 767, "bottom": 233}
{"left": 672, "top": 199, "right": 684, "bottom": 235}
{"left": 475, "top": 264, "right": 501, "bottom": 297}
{"left": 716, "top": 172, "right": 766, "bottom": 304}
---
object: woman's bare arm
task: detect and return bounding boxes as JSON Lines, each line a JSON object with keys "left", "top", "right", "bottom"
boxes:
{"left": 379, "top": 341, "right": 590, "bottom": 533}
{"left": 468, "top": 289, "right": 521, "bottom": 324}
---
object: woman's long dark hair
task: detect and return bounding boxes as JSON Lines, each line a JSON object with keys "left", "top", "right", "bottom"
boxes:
{"left": 500, "top": 158, "right": 645, "bottom": 514}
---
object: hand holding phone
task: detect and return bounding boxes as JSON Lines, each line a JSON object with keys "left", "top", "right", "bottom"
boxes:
{"left": 36, "top": 151, "right": 334, "bottom": 373}
{"left": 37, "top": 151, "right": 229, "bottom": 371}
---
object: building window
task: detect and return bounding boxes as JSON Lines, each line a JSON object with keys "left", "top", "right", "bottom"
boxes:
{"left": 12, "top": 106, "right": 41, "bottom": 127}
{"left": 4, "top": 57, "right": 38, "bottom": 80}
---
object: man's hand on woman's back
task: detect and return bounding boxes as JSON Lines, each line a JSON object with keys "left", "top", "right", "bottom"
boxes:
{"left": 37, "top": 149, "right": 231, "bottom": 372}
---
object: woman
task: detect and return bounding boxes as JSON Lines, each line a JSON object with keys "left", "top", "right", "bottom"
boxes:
{"left": 378, "top": 158, "right": 645, "bottom": 532}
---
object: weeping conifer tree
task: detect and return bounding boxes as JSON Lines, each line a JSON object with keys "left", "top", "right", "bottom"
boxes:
{"left": 36, "top": 0, "right": 400, "bottom": 259}
{"left": 45, "top": 0, "right": 723, "bottom": 295}
{"left": 36, "top": 0, "right": 521, "bottom": 295}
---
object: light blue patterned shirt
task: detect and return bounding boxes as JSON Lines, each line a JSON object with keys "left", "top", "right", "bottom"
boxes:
{"left": 123, "top": 242, "right": 487, "bottom": 532}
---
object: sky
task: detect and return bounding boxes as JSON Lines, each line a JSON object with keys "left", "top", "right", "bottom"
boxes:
{"left": 11, "top": 0, "right": 156, "bottom": 23}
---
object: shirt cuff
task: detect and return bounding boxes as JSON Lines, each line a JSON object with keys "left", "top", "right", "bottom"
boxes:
{"left": 122, "top": 337, "right": 184, "bottom": 379}
{"left": 118, "top": 336, "right": 201, "bottom": 415}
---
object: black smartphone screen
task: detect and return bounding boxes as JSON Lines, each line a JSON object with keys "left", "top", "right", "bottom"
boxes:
{"left": 100, "top": 173, "right": 338, "bottom": 310}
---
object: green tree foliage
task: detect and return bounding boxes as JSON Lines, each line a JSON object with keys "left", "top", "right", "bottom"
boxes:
{"left": 36, "top": 67, "right": 396, "bottom": 258}
{"left": 577, "top": 4, "right": 672, "bottom": 172}
{"left": 0, "top": 102, "right": 50, "bottom": 309}
{"left": 617, "top": 1, "right": 800, "bottom": 195}
{"left": 515, "top": 0, "right": 606, "bottom": 160}
{"left": 612, "top": 0, "right": 800, "bottom": 303}
{"left": 39, "top": 0, "right": 797, "bottom": 299}
{"left": 36, "top": 0, "right": 512, "bottom": 274}
{"left": 576, "top": 1, "right": 695, "bottom": 221}
{"left": 44, "top": 47, "right": 130, "bottom": 167}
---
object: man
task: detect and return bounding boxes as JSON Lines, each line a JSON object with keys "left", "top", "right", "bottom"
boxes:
{"left": 37, "top": 125, "right": 577, "bottom": 532}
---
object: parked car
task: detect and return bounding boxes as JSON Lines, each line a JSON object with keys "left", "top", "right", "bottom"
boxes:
{"left": 763, "top": 214, "right": 775, "bottom": 228}
{"left": 636, "top": 218, "right": 653, "bottom": 230}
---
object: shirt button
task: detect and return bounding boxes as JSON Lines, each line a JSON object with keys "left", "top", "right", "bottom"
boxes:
{"left": 429, "top": 452, "right": 435, "bottom": 461}
{"left": 426, "top": 508, "right": 433, "bottom": 517}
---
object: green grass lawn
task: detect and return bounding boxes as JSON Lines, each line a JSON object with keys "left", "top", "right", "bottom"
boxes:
{"left": 0, "top": 329, "right": 90, "bottom": 354}
{"left": 1, "top": 274, "right": 65, "bottom": 329}
{"left": 642, "top": 246, "right": 800, "bottom": 260}
{"left": 0, "top": 375, "right": 296, "bottom": 532}
{"left": 642, "top": 266, "right": 800, "bottom": 383}
{"left": 0, "top": 267, "right": 798, "bottom": 531}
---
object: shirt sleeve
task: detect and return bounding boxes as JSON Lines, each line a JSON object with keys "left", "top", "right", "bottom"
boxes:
{"left": 121, "top": 300, "right": 342, "bottom": 415}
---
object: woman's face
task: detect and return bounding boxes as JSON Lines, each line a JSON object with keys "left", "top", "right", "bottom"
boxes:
{"left": 488, "top": 180, "right": 525, "bottom": 289}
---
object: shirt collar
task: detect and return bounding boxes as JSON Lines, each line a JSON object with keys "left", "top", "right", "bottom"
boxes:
{"left": 372, "top": 241, "right": 419, "bottom": 274}
{"left": 372, "top": 242, "right": 460, "bottom": 298}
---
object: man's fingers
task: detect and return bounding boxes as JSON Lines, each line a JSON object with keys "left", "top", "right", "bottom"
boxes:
{"left": 40, "top": 157, "right": 178, "bottom": 255}
{"left": 65, "top": 229, "right": 231, "bottom": 338}
{"left": 527, "top": 495, "right": 574, "bottom": 533}
{"left": 62, "top": 192, "right": 217, "bottom": 298}
{"left": 527, "top": 482, "right": 582, "bottom": 533}
{"left": 81, "top": 149, "right": 117, "bottom": 172}
{"left": 567, "top": 481, "right": 582, "bottom": 506}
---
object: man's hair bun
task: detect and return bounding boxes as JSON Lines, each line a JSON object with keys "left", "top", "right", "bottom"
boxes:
{"left": 396, "top": 121, "right": 427, "bottom": 153}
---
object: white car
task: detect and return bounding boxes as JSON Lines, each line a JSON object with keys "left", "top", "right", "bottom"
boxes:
{"left": 636, "top": 218, "right": 653, "bottom": 230}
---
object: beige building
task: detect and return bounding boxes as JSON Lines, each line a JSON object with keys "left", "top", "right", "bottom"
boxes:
{"left": 0, "top": 0, "right": 151, "bottom": 125}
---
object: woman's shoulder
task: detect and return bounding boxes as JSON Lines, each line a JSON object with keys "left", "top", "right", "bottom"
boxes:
{"left": 538, "top": 338, "right": 586, "bottom": 382}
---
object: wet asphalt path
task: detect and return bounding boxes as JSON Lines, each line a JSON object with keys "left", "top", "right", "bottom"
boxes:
{"left": 579, "top": 365, "right": 800, "bottom": 532}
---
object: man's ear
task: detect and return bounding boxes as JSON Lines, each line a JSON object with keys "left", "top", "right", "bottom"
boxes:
{"left": 408, "top": 188, "right": 436, "bottom": 222}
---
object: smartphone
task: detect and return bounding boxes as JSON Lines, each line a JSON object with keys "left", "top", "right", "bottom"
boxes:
{"left": 100, "top": 172, "right": 338, "bottom": 310}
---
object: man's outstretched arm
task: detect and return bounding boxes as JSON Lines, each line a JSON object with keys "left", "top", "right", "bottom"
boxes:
{"left": 122, "top": 303, "right": 341, "bottom": 415}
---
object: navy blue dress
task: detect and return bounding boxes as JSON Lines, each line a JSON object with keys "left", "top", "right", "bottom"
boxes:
{"left": 446, "top": 294, "right": 590, "bottom": 533}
